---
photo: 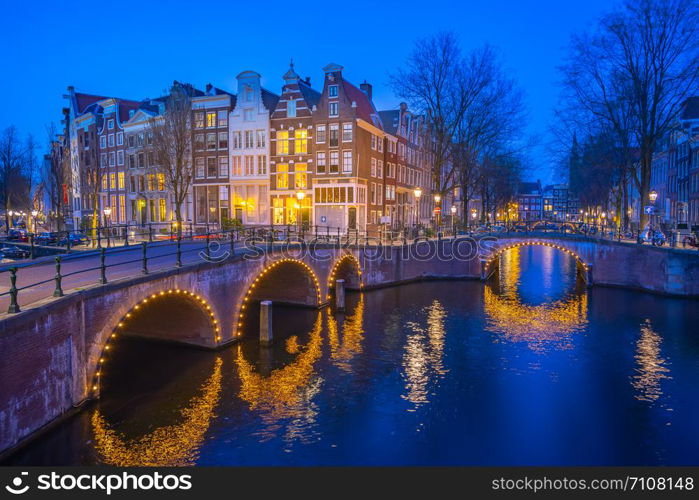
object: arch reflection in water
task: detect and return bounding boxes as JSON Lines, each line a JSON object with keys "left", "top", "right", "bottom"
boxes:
{"left": 484, "top": 246, "right": 588, "bottom": 352}
{"left": 91, "top": 357, "right": 223, "bottom": 466}
{"left": 632, "top": 319, "right": 672, "bottom": 403}
{"left": 327, "top": 294, "right": 365, "bottom": 372}
{"left": 401, "top": 300, "right": 448, "bottom": 408}
{"left": 236, "top": 312, "right": 324, "bottom": 444}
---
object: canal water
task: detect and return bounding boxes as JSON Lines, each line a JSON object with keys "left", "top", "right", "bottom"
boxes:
{"left": 6, "top": 246, "right": 699, "bottom": 465}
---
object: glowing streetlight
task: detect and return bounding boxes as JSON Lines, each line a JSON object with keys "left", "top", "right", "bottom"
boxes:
{"left": 433, "top": 194, "right": 441, "bottom": 203}
{"left": 414, "top": 188, "right": 422, "bottom": 200}
{"left": 649, "top": 190, "right": 658, "bottom": 203}
{"left": 450, "top": 205, "right": 457, "bottom": 215}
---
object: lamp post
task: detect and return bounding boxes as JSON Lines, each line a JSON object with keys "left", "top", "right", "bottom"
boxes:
{"left": 296, "top": 191, "right": 306, "bottom": 235}
{"left": 433, "top": 193, "right": 441, "bottom": 229}
{"left": 103, "top": 207, "right": 112, "bottom": 247}
{"left": 31, "top": 209, "right": 38, "bottom": 234}
{"left": 413, "top": 188, "right": 422, "bottom": 227}
{"left": 450, "top": 205, "right": 457, "bottom": 235}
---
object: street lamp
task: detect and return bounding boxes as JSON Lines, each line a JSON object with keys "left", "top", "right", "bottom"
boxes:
{"left": 31, "top": 209, "right": 38, "bottom": 234}
{"left": 103, "top": 207, "right": 112, "bottom": 226}
{"left": 649, "top": 190, "right": 658, "bottom": 203}
{"left": 296, "top": 191, "right": 306, "bottom": 232}
{"left": 433, "top": 193, "right": 441, "bottom": 228}
{"left": 450, "top": 205, "right": 457, "bottom": 234}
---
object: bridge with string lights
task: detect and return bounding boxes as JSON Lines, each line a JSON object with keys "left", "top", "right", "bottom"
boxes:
{"left": 1, "top": 226, "right": 698, "bottom": 456}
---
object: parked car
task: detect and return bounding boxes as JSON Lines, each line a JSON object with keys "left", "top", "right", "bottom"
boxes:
{"left": 35, "top": 232, "right": 59, "bottom": 246}
{"left": 6, "top": 229, "right": 29, "bottom": 242}
{"left": 1, "top": 245, "right": 30, "bottom": 260}
{"left": 58, "top": 232, "right": 91, "bottom": 246}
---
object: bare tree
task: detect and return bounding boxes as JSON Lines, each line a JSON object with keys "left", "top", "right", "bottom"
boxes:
{"left": 147, "top": 82, "right": 193, "bottom": 232}
{"left": 80, "top": 133, "right": 103, "bottom": 239}
{"left": 391, "top": 33, "right": 493, "bottom": 196}
{"left": 0, "top": 126, "right": 32, "bottom": 232}
{"left": 559, "top": 0, "right": 699, "bottom": 227}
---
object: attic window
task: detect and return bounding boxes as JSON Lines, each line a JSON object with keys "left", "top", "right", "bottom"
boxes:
{"left": 328, "top": 85, "right": 338, "bottom": 97}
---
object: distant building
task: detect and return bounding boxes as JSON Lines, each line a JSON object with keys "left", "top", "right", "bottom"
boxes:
{"left": 516, "top": 180, "right": 543, "bottom": 221}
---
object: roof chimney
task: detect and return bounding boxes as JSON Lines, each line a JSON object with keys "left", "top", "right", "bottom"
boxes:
{"left": 360, "top": 81, "right": 372, "bottom": 101}
{"left": 305, "top": 76, "right": 311, "bottom": 85}
{"left": 206, "top": 83, "right": 213, "bottom": 94}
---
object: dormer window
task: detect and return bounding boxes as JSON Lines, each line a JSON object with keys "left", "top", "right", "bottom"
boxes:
{"left": 328, "top": 85, "right": 338, "bottom": 97}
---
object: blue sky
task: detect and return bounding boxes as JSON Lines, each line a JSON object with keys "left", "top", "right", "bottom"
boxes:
{"left": 1, "top": 0, "right": 612, "bottom": 182}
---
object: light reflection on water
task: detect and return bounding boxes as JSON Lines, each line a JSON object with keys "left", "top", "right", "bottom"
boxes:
{"left": 5, "top": 245, "right": 698, "bottom": 466}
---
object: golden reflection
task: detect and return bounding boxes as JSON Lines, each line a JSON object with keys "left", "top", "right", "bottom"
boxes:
{"left": 236, "top": 312, "right": 323, "bottom": 442}
{"left": 327, "top": 294, "right": 365, "bottom": 372}
{"left": 401, "top": 300, "right": 447, "bottom": 408}
{"left": 632, "top": 319, "right": 671, "bottom": 402}
{"left": 484, "top": 247, "right": 588, "bottom": 352}
{"left": 91, "top": 357, "right": 223, "bottom": 466}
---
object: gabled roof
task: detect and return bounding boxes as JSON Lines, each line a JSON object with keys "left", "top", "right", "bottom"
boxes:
{"left": 74, "top": 92, "right": 108, "bottom": 114}
{"left": 343, "top": 80, "right": 383, "bottom": 129}
{"left": 378, "top": 110, "right": 400, "bottom": 135}
{"left": 518, "top": 181, "right": 542, "bottom": 195}
{"left": 298, "top": 79, "right": 321, "bottom": 108}
{"left": 261, "top": 88, "right": 280, "bottom": 112}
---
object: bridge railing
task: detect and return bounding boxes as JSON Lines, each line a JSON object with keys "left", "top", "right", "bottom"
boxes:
{"left": 0, "top": 220, "right": 678, "bottom": 315}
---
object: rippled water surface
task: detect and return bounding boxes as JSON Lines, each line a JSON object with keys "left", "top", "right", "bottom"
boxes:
{"left": 7, "top": 246, "right": 699, "bottom": 465}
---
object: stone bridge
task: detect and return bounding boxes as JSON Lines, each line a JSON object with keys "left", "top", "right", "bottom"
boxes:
{"left": 1, "top": 233, "right": 698, "bottom": 455}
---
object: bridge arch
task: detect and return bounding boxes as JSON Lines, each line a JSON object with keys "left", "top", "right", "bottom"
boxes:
{"left": 326, "top": 253, "right": 362, "bottom": 300}
{"left": 234, "top": 258, "right": 322, "bottom": 338}
{"left": 90, "top": 289, "right": 221, "bottom": 397}
{"left": 485, "top": 240, "right": 590, "bottom": 274}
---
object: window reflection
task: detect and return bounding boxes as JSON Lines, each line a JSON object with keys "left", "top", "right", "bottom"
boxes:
{"left": 632, "top": 319, "right": 671, "bottom": 403}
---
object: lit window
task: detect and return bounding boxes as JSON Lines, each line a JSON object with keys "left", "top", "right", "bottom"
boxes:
{"left": 276, "top": 164, "right": 289, "bottom": 189}
{"left": 295, "top": 163, "right": 307, "bottom": 189}
{"left": 276, "top": 131, "right": 289, "bottom": 155}
{"left": 159, "top": 199, "right": 167, "bottom": 221}
{"left": 147, "top": 174, "right": 155, "bottom": 190}
{"left": 118, "top": 172, "right": 125, "bottom": 189}
{"left": 295, "top": 129, "right": 307, "bottom": 154}
{"left": 206, "top": 111, "right": 216, "bottom": 128}
{"left": 110, "top": 173, "right": 116, "bottom": 189}
{"left": 157, "top": 173, "right": 165, "bottom": 190}
{"left": 287, "top": 100, "right": 297, "bottom": 118}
